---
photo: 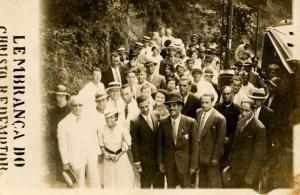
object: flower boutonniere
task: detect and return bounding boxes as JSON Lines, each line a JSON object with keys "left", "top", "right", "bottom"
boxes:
{"left": 182, "top": 129, "right": 189, "bottom": 139}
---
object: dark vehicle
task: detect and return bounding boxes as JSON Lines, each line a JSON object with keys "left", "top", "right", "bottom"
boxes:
{"left": 261, "top": 20, "right": 300, "bottom": 190}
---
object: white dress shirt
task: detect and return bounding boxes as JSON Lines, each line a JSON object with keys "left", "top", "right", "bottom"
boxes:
{"left": 119, "top": 99, "right": 140, "bottom": 130}
{"left": 254, "top": 106, "right": 262, "bottom": 118}
{"left": 171, "top": 114, "right": 182, "bottom": 142}
{"left": 111, "top": 66, "right": 122, "bottom": 84}
{"left": 201, "top": 108, "right": 213, "bottom": 128}
{"left": 142, "top": 113, "right": 154, "bottom": 130}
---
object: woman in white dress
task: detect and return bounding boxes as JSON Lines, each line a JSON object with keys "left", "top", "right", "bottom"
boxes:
{"left": 98, "top": 110, "right": 135, "bottom": 189}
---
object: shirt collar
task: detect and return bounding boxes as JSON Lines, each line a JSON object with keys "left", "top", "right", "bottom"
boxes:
{"left": 141, "top": 113, "right": 151, "bottom": 120}
{"left": 171, "top": 114, "right": 182, "bottom": 123}
{"left": 245, "top": 114, "right": 254, "bottom": 125}
{"left": 255, "top": 106, "right": 262, "bottom": 117}
{"left": 203, "top": 108, "right": 213, "bottom": 116}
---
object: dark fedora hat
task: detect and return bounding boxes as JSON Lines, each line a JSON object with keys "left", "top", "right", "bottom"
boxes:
{"left": 222, "top": 166, "right": 232, "bottom": 186}
{"left": 267, "top": 77, "right": 281, "bottom": 88}
{"left": 248, "top": 88, "right": 267, "bottom": 100}
{"left": 62, "top": 167, "right": 78, "bottom": 187}
{"left": 164, "top": 92, "right": 184, "bottom": 106}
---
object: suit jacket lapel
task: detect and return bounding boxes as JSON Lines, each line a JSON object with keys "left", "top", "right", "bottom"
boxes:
{"left": 166, "top": 117, "right": 176, "bottom": 145}
{"left": 139, "top": 114, "right": 153, "bottom": 133}
{"left": 238, "top": 117, "right": 254, "bottom": 138}
{"left": 176, "top": 116, "right": 184, "bottom": 142}
{"left": 200, "top": 109, "right": 215, "bottom": 139}
{"left": 150, "top": 113, "right": 158, "bottom": 132}
{"left": 183, "top": 94, "right": 191, "bottom": 111}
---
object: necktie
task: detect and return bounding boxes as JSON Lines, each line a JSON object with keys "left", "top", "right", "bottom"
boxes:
{"left": 238, "top": 118, "right": 247, "bottom": 133}
{"left": 199, "top": 112, "right": 206, "bottom": 131}
{"left": 125, "top": 104, "right": 129, "bottom": 119}
{"left": 147, "top": 116, "right": 154, "bottom": 131}
{"left": 172, "top": 120, "right": 177, "bottom": 144}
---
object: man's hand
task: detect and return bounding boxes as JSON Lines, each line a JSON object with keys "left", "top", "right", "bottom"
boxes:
{"left": 63, "top": 163, "right": 71, "bottom": 171}
{"left": 224, "top": 136, "right": 230, "bottom": 144}
{"left": 159, "top": 164, "right": 165, "bottom": 173}
{"left": 134, "top": 163, "right": 142, "bottom": 173}
{"left": 245, "top": 176, "right": 253, "bottom": 185}
{"left": 190, "top": 168, "right": 196, "bottom": 175}
{"left": 211, "top": 159, "right": 219, "bottom": 167}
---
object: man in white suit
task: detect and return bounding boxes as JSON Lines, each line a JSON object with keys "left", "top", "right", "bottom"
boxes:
{"left": 57, "top": 95, "right": 101, "bottom": 188}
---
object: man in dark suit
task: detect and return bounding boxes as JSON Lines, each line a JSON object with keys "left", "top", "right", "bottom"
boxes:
{"left": 157, "top": 92, "right": 198, "bottom": 188}
{"left": 249, "top": 88, "right": 274, "bottom": 158}
{"left": 145, "top": 60, "right": 166, "bottom": 89}
{"left": 215, "top": 86, "right": 240, "bottom": 170}
{"left": 197, "top": 93, "right": 226, "bottom": 188}
{"left": 229, "top": 99, "right": 266, "bottom": 188}
{"left": 47, "top": 84, "right": 71, "bottom": 183}
{"left": 179, "top": 76, "right": 202, "bottom": 119}
{"left": 130, "top": 95, "right": 164, "bottom": 188}
{"left": 102, "top": 51, "right": 127, "bottom": 87}
{"left": 249, "top": 88, "right": 275, "bottom": 190}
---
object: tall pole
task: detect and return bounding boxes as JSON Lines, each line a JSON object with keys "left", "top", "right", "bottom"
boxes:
{"left": 254, "top": 5, "right": 260, "bottom": 57}
{"left": 220, "top": 0, "right": 225, "bottom": 67}
{"left": 225, "top": 0, "right": 233, "bottom": 69}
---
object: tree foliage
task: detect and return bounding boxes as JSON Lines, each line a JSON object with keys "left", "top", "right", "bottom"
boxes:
{"left": 41, "top": 0, "right": 292, "bottom": 103}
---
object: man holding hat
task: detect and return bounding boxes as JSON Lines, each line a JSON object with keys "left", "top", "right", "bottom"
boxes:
{"left": 228, "top": 99, "right": 266, "bottom": 189}
{"left": 157, "top": 92, "right": 198, "bottom": 188}
{"left": 248, "top": 88, "right": 275, "bottom": 181}
{"left": 57, "top": 95, "right": 101, "bottom": 188}
{"left": 47, "top": 84, "right": 71, "bottom": 184}
{"left": 145, "top": 59, "right": 166, "bottom": 90}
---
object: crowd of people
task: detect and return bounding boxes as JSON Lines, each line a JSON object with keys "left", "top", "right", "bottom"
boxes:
{"left": 47, "top": 27, "right": 286, "bottom": 190}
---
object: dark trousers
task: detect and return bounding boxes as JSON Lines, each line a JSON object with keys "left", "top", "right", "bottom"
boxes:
{"left": 198, "top": 163, "right": 222, "bottom": 188}
{"left": 165, "top": 163, "right": 191, "bottom": 188}
{"left": 190, "top": 172, "right": 196, "bottom": 188}
{"left": 228, "top": 170, "right": 258, "bottom": 189}
{"left": 140, "top": 165, "right": 164, "bottom": 188}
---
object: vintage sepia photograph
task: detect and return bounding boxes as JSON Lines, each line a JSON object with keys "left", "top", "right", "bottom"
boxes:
{"left": 6, "top": 0, "right": 295, "bottom": 193}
